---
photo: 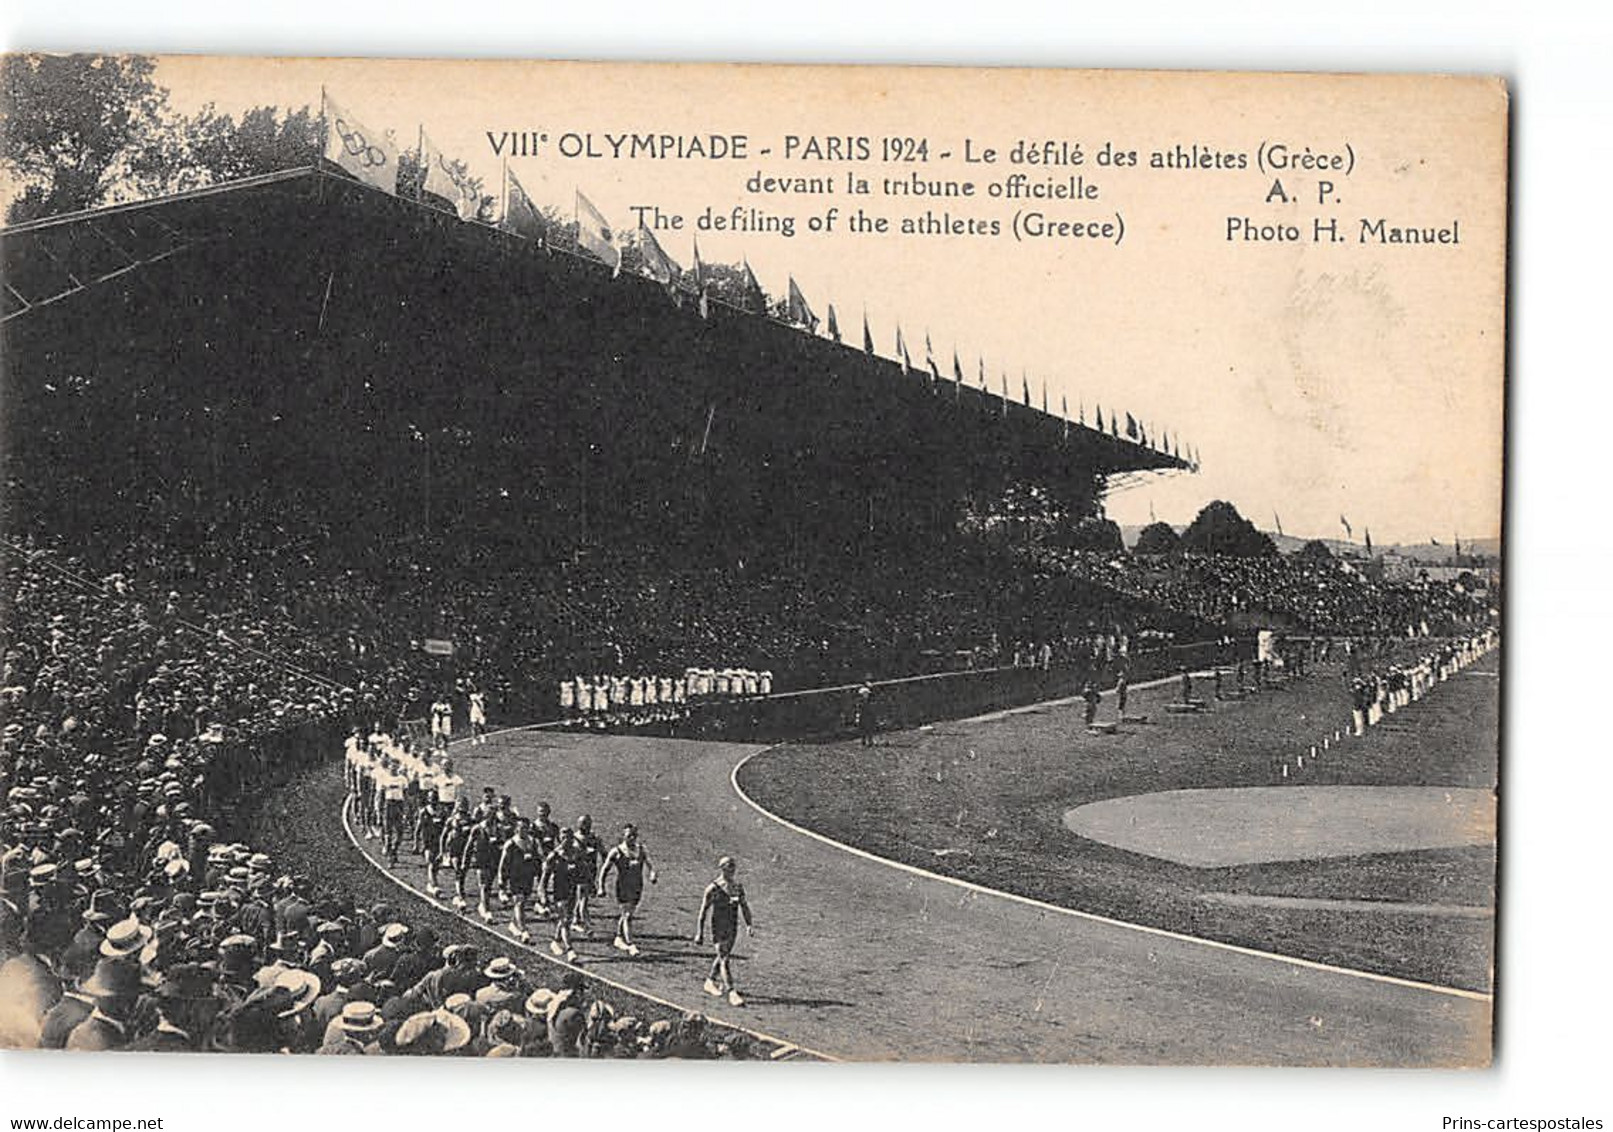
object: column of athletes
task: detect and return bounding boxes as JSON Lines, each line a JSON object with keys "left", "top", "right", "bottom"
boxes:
{"left": 558, "top": 666, "right": 773, "bottom": 728}
{"left": 343, "top": 723, "right": 756, "bottom": 1006}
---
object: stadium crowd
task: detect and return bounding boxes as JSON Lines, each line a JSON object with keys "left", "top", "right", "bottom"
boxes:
{"left": 0, "top": 488, "right": 1494, "bottom": 1057}
{"left": 0, "top": 542, "right": 755, "bottom": 1056}
{"left": 1043, "top": 547, "right": 1487, "bottom": 638}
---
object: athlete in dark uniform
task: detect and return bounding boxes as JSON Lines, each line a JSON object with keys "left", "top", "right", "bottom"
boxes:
{"left": 496, "top": 819, "right": 543, "bottom": 944}
{"left": 572, "top": 815, "right": 605, "bottom": 934}
{"left": 416, "top": 797, "right": 448, "bottom": 897}
{"left": 459, "top": 812, "right": 500, "bottom": 922}
{"left": 597, "top": 824, "right": 656, "bottom": 956}
{"left": 440, "top": 804, "right": 474, "bottom": 910}
{"left": 693, "top": 856, "right": 754, "bottom": 1007}
{"left": 540, "top": 829, "right": 589, "bottom": 963}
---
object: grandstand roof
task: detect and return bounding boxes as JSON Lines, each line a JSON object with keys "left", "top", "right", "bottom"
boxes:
{"left": 2, "top": 167, "right": 1189, "bottom": 481}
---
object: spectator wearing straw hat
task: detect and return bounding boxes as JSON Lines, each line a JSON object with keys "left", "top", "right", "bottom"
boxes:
{"left": 213, "top": 934, "right": 259, "bottom": 1007}
{"left": 319, "top": 1001, "right": 385, "bottom": 1055}
{"left": 314, "top": 956, "right": 369, "bottom": 1039}
{"left": 475, "top": 956, "right": 527, "bottom": 1013}
{"left": 394, "top": 1008, "right": 472, "bottom": 1056}
{"left": 65, "top": 951, "right": 144, "bottom": 1051}
{"left": 364, "top": 922, "right": 411, "bottom": 980}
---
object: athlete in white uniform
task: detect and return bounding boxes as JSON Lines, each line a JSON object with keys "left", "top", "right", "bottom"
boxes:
{"left": 468, "top": 688, "right": 488, "bottom": 744}
{"left": 430, "top": 697, "right": 453, "bottom": 751}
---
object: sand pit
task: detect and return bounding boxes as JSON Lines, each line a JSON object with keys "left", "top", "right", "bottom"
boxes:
{"left": 1062, "top": 786, "right": 1495, "bottom": 868}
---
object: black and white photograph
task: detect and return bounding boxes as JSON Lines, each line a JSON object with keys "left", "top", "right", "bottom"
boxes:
{"left": 1, "top": 50, "right": 1510, "bottom": 1078}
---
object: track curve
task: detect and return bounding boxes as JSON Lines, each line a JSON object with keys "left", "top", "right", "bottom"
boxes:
{"left": 342, "top": 726, "right": 1490, "bottom": 1064}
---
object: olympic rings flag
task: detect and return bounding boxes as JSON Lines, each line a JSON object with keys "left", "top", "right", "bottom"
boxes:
{"left": 322, "top": 92, "right": 399, "bottom": 195}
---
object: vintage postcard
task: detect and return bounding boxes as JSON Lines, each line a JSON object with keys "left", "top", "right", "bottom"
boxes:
{"left": 0, "top": 56, "right": 1504, "bottom": 1064}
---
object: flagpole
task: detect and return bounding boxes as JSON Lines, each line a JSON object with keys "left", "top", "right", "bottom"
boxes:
{"left": 316, "top": 85, "right": 329, "bottom": 202}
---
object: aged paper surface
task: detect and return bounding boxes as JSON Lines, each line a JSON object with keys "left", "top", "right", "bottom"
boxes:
{"left": 0, "top": 57, "right": 1504, "bottom": 1065}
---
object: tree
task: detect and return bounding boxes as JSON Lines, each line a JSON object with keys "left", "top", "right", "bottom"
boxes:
{"left": 1133, "top": 521, "right": 1181, "bottom": 555}
{"left": 1294, "top": 539, "right": 1334, "bottom": 562}
{"left": 174, "top": 103, "right": 321, "bottom": 188}
{"left": 1067, "top": 517, "right": 1124, "bottom": 553}
{"left": 1179, "top": 500, "right": 1278, "bottom": 557}
{"left": 2, "top": 54, "right": 174, "bottom": 222}
{"left": 697, "top": 261, "right": 771, "bottom": 313}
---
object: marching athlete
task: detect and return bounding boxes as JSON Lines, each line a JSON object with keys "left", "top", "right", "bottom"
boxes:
{"left": 572, "top": 815, "right": 605, "bottom": 935}
{"left": 597, "top": 823, "right": 656, "bottom": 956}
{"left": 540, "top": 829, "right": 590, "bottom": 963}
{"left": 693, "top": 856, "right": 754, "bottom": 1007}
{"left": 416, "top": 795, "right": 449, "bottom": 897}
{"left": 459, "top": 811, "right": 501, "bottom": 921}
{"left": 496, "top": 818, "right": 543, "bottom": 944}
{"left": 376, "top": 757, "right": 409, "bottom": 867}
{"left": 467, "top": 686, "right": 488, "bottom": 745}
{"left": 440, "top": 803, "right": 474, "bottom": 910}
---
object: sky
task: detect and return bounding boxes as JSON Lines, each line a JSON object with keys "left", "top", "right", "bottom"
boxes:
{"left": 136, "top": 57, "right": 1505, "bottom": 545}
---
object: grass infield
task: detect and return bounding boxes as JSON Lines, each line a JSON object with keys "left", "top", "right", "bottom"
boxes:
{"left": 738, "top": 650, "right": 1498, "bottom": 992}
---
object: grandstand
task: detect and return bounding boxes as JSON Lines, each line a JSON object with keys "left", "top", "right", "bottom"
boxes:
{"left": 2, "top": 166, "right": 1189, "bottom": 572}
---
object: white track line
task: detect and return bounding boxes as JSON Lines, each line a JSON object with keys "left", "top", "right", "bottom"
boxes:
{"left": 728, "top": 724, "right": 1494, "bottom": 1005}
{"left": 336, "top": 732, "right": 839, "bottom": 1062}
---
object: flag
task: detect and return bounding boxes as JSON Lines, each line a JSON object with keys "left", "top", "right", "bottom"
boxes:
{"left": 1061, "top": 396, "right": 1070, "bottom": 440}
{"left": 692, "top": 239, "right": 710, "bottom": 318}
{"left": 1022, "top": 372, "right": 1031, "bottom": 407}
{"left": 502, "top": 165, "right": 544, "bottom": 240}
{"left": 827, "top": 303, "right": 841, "bottom": 343}
{"left": 637, "top": 222, "right": 680, "bottom": 286}
{"left": 1111, "top": 413, "right": 1119, "bottom": 438}
{"left": 1340, "top": 515, "right": 1354, "bottom": 539}
{"left": 1274, "top": 511, "right": 1284, "bottom": 537}
{"left": 1125, "top": 411, "right": 1138, "bottom": 440}
{"left": 924, "top": 332, "right": 940, "bottom": 384}
{"left": 952, "top": 348, "right": 963, "bottom": 387}
{"left": 1365, "top": 528, "right": 1374, "bottom": 555}
{"left": 741, "top": 259, "right": 767, "bottom": 312}
{"left": 322, "top": 91, "right": 398, "bottom": 194}
{"left": 862, "top": 311, "right": 875, "bottom": 355}
{"left": 1000, "top": 372, "right": 1009, "bottom": 416}
{"left": 421, "top": 130, "right": 480, "bottom": 219}
{"left": 977, "top": 356, "right": 986, "bottom": 390}
{"left": 1079, "top": 401, "right": 1086, "bottom": 426}
{"left": 787, "top": 276, "right": 819, "bottom": 331}
{"left": 576, "top": 191, "right": 622, "bottom": 276}
{"left": 1096, "top": 406, "right": 1105, "bottom": 433}
{"left": 1041, "top": 381, "right": 1048, "bottom": 414}
{"left": 896, "top": 326, "right": 912, "bottom": 371}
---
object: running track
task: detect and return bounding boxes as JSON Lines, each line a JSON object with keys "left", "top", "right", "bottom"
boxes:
{"left": 346, "top": 685, "right": 1493, "bottom": 1064}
